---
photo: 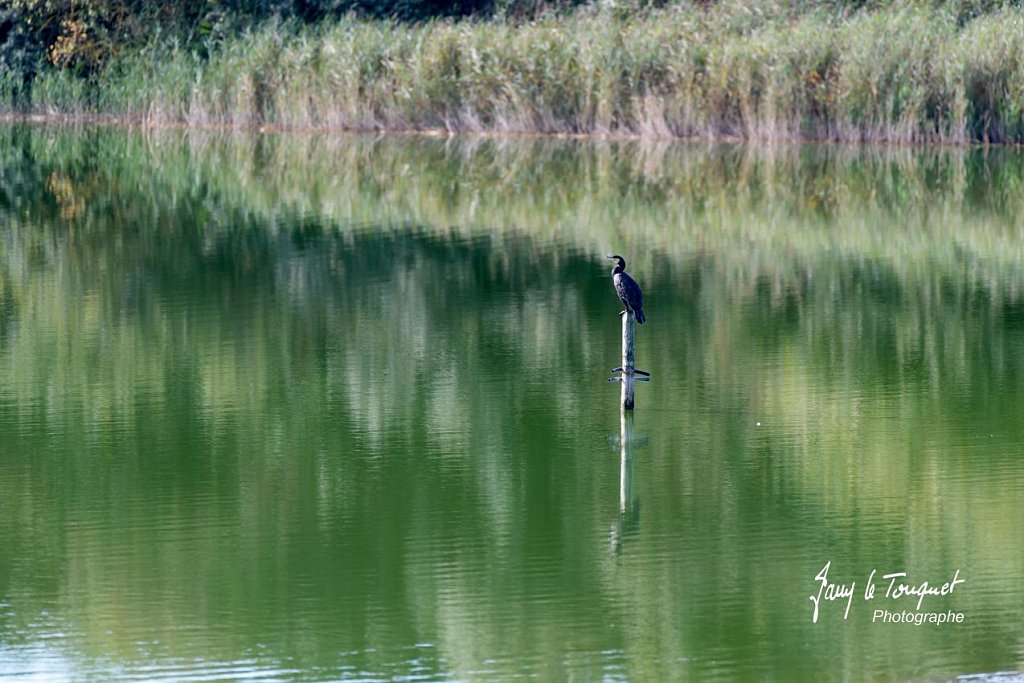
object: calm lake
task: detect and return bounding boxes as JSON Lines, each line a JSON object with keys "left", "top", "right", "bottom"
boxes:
{"left": 1, "top": 125, "right": 1023, "bottom": 682}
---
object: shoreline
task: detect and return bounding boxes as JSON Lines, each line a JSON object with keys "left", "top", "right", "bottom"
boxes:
{"left": 0, "top": 113, "right": 997, "bottom": 148}
{"left": 7, "top": 7, "right": 1024, "bottom": 147}
{"left": 7, "top": 5, "right": 1024, "bottom": 147}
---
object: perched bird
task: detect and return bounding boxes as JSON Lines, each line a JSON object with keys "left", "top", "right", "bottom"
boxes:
{"left": 607, "top": 255, "right": 646, "bottom": 324}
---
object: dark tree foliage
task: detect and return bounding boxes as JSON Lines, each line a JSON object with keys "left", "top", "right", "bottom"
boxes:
{"left": 0, "top": 7, "right": 44, "bottom": 88}
{"left": 292, "top": 0, "right": 497, "bottom": 20}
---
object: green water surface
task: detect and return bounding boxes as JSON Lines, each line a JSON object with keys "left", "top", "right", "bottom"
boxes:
{"left": 1, "top": 126, "right": 1023, "bottom": 682}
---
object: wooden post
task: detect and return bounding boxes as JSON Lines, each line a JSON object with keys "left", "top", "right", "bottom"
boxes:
{"left": 608, "top": 311, "right": 648, "bottom": 406}
{"left": 621, "top": 311, "right": 636, "bottom": 410}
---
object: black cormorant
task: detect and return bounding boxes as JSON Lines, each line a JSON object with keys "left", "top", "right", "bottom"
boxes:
{"left": 607, "top": 255, "right": 646, "bottom": 324}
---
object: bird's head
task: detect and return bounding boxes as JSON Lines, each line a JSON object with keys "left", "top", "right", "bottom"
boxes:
{"left": 607, "top": 254, "right": 626, "bottom": 270}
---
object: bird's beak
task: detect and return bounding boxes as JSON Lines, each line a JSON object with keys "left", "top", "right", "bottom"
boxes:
{"left": 606, "top": 255, "right": 615, "bottom": 259}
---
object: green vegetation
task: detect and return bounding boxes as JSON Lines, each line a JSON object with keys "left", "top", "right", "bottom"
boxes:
{"left": 5, "top": 2, "right": 1024, "bottom": 142}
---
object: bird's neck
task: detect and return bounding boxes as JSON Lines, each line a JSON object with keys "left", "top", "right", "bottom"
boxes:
{"left": 612, "top": 265, "right": 625, "bottom": 275}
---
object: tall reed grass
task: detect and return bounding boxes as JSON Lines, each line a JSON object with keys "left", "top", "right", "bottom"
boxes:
{"left": 9, "top": 3, "right": 1024, "bottom": 143}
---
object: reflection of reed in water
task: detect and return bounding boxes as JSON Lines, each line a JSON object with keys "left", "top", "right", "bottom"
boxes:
{"left": 610, "top": 408, "right": 641, "bottom": 556}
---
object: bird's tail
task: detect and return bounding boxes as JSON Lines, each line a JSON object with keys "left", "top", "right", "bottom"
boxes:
{"left": 636, "top": 309, "right": 646, "bottom": 325}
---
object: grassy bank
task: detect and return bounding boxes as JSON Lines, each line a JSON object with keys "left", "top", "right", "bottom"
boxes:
{"left": 6, "top": 2, "right": 1024, "bottom": 143}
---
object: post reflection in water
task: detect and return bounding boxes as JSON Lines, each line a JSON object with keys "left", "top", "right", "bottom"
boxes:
{"left": 610, "top": 408, "right": 641, "bottom": 555}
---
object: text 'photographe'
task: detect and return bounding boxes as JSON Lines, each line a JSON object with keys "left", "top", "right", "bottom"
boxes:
{"left": 810, "top": 561, "right": 965, "bottom": 624}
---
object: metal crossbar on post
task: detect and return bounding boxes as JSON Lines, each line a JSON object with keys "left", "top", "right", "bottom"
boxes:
{"left": 608, "top": 310, "right": 650, "bottom": 409}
